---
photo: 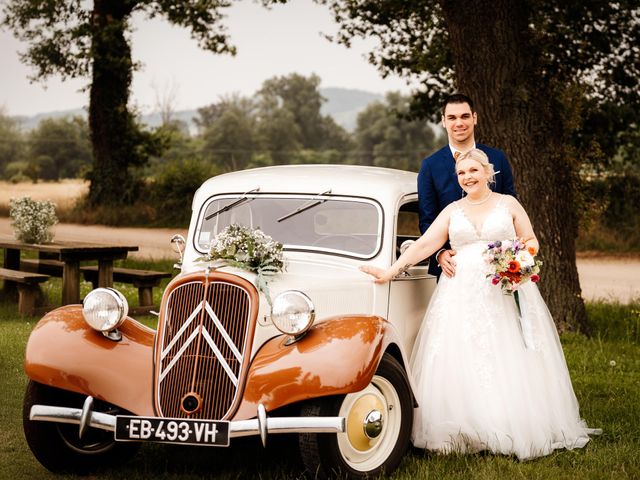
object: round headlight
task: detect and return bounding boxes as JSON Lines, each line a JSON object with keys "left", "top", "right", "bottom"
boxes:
{"left": 271, "top": 291, "right": 315, "bottom": 337}
{"left": 82, "top": 288, "right": 128, "bottom": 332}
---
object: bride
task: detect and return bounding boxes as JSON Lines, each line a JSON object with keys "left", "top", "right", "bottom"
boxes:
{"left": 361, "top": 148, "right": 599, "bottom": 460}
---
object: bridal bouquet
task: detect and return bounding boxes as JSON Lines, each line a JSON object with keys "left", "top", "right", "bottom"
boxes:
{"left": 483, "top": 239, "right": 542, "bottom": 294}
{"left": 201, "top": 224, "right": 284, "bottom": 304}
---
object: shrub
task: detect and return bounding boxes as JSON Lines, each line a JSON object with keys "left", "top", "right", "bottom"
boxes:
{"left": 8, "top": 172, "right": 31, "bottom": 184}
{"left": 577, "top": 173, "right": 640, "bottom": 252}
{"left": 602, "top": 174, "right": 640, "bottom": 229}
{"left": 63, "top": 195, "right": 156, "bottom": 226}
{"left": 149, "top": 158, "right": 217, "bottom": 227}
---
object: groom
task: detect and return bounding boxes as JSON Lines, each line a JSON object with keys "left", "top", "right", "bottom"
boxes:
{"left": 418, "top": 93, "right": 517, "bottom": 278}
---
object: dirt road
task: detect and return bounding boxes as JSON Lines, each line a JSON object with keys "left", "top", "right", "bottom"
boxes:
{"left": 0, "top": 218, "right": 187, "bottom": 261}
{"left": 0, "top": 218, "right": 638, "bottom": 303}
{"left": 574, "top": 256, "right": 640, "bottom": 303}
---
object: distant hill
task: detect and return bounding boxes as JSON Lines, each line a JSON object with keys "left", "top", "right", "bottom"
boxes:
{"left": 13, "top": 87, "right": 386, "bottom": 133}
{"left": 14, "top": 108, "right": 87, "bottom": 132}
{"left": 320, "top": 88, "right": 385, "bottom": 131}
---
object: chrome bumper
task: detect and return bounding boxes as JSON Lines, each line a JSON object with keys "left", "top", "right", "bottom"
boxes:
{"left": 29, "top": 398, "right": 345, "bottom": 447}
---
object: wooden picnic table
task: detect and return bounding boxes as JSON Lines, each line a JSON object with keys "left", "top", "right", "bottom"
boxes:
{"left": 0, "top": 237, "right": 138, "bottom": 305}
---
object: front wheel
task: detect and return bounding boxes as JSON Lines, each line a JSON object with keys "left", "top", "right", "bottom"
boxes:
{"left": 299, "top": 353, "right": 413, "bottom": 478}
{"left": 23, "top": 380, "right": 140, "bottom": 473}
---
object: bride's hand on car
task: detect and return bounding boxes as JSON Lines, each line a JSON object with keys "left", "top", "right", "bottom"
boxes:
{"left": 359, "top": 265, "right": 391, "bottom": 284}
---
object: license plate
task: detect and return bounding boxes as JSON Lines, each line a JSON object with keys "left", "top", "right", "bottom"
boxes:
{"left": 115, "top": 416, "right": 230, "bottom": 447}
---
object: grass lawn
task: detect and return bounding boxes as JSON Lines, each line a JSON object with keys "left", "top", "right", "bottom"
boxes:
{"left": 0, "top": 265, "right": 638, "bottom": 479}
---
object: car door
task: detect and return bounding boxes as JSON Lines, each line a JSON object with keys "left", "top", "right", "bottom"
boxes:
{"left": 387, "top": 197, "right": 437, "bottom": 357}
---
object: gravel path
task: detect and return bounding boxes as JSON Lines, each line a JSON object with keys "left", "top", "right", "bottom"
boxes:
{"left": 576, "top": 255, "right": 640, "bottom": 303}
{"left": 0, "top": 217, "right": 187, "bottom": 261}
{"left": 1, "top": 218, "right": 638, "bottom": 303}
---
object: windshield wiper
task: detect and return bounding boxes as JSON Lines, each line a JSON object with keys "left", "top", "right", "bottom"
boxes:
{"left": 277, "top": 189, "right": 332, "bottom": 223}
{"left": 205, "top": 187, "right": 260, "bottom": 220}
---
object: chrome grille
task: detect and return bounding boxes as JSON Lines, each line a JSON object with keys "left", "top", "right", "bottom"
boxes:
{"left": 156, "top": 276, "right": 256, "bottom": 419}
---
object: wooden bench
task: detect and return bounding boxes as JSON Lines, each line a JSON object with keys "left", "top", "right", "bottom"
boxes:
{"left": 20, "top": 258, "right": 64, "bottom": 276}
{"left": 20, "top": 259, "right": 171, "bottom": 313}
{"left": 0, "top": 268, "right": 50, "bottom": 315}
{"left": 81, "top": 266, "right": 172, "bottom": 313}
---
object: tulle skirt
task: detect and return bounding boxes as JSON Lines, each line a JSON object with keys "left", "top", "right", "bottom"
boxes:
{"left": 409, "top": 254, "right": 599, "bottom": 460}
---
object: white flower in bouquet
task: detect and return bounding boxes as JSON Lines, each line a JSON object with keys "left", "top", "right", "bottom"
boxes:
{"left": 516, "top": 250, "right": 535, "bottom": 268}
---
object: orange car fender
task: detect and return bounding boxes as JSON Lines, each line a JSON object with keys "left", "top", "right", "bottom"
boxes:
{"left": 233, "top": 315, "right": 407, "bottom": 420}
{"left": 24, "top": 305, "right": 156, "bottom": 416}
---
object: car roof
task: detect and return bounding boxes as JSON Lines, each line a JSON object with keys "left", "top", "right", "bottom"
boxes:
{"left": 194, "top": 165, "right": 418, "bottom": 205}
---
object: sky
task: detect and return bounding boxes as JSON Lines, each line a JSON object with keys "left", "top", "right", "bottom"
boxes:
{"left": 0, "top": 0, "right": 413, "bottom": 117}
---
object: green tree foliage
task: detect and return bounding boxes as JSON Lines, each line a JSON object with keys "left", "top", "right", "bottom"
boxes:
{"left": 0, "top": 108, "right": 26, "bottom": 176}
{"left": 2, "top": 0, "right": 238, "bottom": 206}
{"left": 257, "top": 73, "right": 328, "bottom": 150}
{"left": 196, "top": 75, "right": 354, "bottom": 168}
{"left": 198, "top": 95, "right": 258, "bottom": 172}
{"left": 256, "top": 73, "right": 353, "bottom": 158}
{"left": 28, "top": 116, "right": 92, "bottom": 180}
{"left": 319, "top": 0, "right": 640, "bottom": 332}
{"left": 151, "top": 158, "right": 218, "bottom": 227}
{"left": 146, "top": 123, "right": 199, "bottom": 174}
{"left": 611, "top": 120, "right": 640, "bottom": 173}
{"left": 352, "top": 92, "right": 445, "bottom": 170}
{"left": 319, "top": 1, "right": 639, "bottom": 120}
{"left": 255, "top": 107, "right": 303, "bottom": 165}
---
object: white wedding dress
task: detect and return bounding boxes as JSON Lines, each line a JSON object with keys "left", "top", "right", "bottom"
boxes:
{"left": 410, "top": 196, "right": 599, "bottom": 460}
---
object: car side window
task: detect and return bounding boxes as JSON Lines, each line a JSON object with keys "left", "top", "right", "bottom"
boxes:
{"left": 396, "top": 201, "right": 425, "bottom": 263}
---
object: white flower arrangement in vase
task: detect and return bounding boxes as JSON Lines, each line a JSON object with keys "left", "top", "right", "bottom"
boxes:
{"left": 9, "top": 196, "right": 58, "bottom": 244}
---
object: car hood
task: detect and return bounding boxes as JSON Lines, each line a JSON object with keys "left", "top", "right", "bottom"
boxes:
{"left": 269, "top": 258, "right": 378, "bottom": 319}
{"left": 184, "top": 256, "right": 378, "bottom": 321}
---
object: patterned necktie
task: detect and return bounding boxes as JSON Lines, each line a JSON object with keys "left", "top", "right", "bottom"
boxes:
{"left": 453, "top": 151, "right": 461, "bottom": 160}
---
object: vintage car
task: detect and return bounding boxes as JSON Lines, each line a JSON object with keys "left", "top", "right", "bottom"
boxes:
{"left": 23, "top": 165, "right": 436, "bottom": 478}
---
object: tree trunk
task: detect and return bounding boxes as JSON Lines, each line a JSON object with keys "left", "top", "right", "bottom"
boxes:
{"left": 439, "top": 0, "right": 589, "bottom": 333}
{"left": 88, "top": 1, "right": 140, "bottom": 206}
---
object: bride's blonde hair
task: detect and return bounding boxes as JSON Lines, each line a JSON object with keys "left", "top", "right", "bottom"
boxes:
{"left": 456, "top": 148, "right": 496, "bottom": 185}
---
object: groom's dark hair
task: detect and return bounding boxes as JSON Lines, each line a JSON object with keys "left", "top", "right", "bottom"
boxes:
{"left": 442, "top": 93, "right": 475, "bottom": 115}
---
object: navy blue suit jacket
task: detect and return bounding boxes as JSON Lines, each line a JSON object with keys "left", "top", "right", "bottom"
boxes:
{"left": 418, "top": 143, "right": 517, "bottom": 277}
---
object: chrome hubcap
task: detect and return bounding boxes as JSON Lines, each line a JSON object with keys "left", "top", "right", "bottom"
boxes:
{"left": 363, "top": 409, "right": 383, "bottom": 439}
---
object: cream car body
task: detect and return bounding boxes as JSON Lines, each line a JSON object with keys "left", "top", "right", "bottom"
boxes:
{"left": 23, "top": 164, "right": 436, "bottom": 479}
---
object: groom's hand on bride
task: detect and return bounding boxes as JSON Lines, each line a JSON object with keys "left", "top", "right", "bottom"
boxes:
{"left": 438, "top": 249, "right": 457, "bottom": 278}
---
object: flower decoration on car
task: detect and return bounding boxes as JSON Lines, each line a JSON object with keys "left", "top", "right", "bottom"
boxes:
{"left": 200, "top": 224, "right": 285, "bottom": 304}
{"left": 9, "top": 196, "right": 58, "bottom": 244}
{"left": 484, "top": 238, "right": 542, "bottom": 294}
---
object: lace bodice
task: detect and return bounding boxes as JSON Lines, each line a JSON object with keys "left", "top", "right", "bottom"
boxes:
{"left": 449, "top": 196, "right": 516, "bottom": 252}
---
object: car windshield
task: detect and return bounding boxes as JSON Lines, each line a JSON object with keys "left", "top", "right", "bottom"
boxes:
{"left": 195, "top": 194, "right": 382, "bottom": 258}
